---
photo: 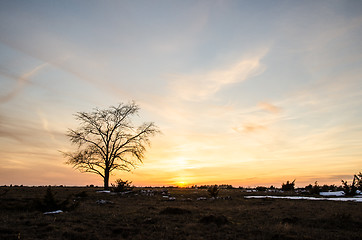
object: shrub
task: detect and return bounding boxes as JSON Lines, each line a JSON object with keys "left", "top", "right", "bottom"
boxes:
{"left": 341, "top": 172, "right": 362, "bottom": 196}
{"left": 281, "top": 180, "right": 295, "bottom": 191}
{"left": 111, "top": 179, "right": 133, "bottom": 193}
{"left": 305, "top": 181, "right": 320, "bottom": 194}
{"left": 256, "top": 186, "right": 267, "bottom": 192}
{"left": 207, "top": 185, "right": 220, "bottom": 198}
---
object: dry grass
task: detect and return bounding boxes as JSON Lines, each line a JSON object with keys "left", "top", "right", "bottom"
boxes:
{"left": 0, "top": 186, "right": 361, "bottom": 239}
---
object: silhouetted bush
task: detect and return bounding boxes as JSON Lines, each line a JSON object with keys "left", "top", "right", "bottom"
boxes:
{"left": 111, "top": 179, "right": 133, "bottom": 193}
{"left": 341, "top": 172, "right": 362, "bottom": 196}
{"left": 281, "top": 180, "right": 295, "bottom": 191}
{"left": 305, "top": 181, "right": 320, "bottom": 194}
{"left": 207, "top": 185, "right": 220, "bottom": 198}
{"left": 219, "top": 184, "right": 234, "bottom": 189}
{"left": 256, "top": 186, "right": 267, "bottom": 191}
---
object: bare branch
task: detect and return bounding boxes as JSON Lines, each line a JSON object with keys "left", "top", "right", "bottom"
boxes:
{"left": 62, "top": 102, "right": 159, "bottom": 189}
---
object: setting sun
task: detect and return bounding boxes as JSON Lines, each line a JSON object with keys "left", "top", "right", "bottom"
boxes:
{"left": 176, "top": 181, "right": 188, "bottom": 188}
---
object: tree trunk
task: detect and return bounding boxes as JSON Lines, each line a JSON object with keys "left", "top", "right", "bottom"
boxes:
{"left": 104, "top": 169, "right": 110, "bottom": 190}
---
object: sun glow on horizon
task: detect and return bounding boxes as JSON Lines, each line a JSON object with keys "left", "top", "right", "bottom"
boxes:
{"left": 176, "top": 181, "right": 189, "bottom": 188}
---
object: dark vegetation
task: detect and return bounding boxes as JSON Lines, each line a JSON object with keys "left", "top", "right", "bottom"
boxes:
{"left": 111, "top": 179, "right": 133, "bottom": 193}
{"left": 341, "top": 172, "right": 362, "bottom": 196}
{"left": 207, "top": 185, "right": 220, "bottom": 198}
{"left": 282, "top": 180, "right": 295, "bottom": 191}
{"left": 1, "top": 186, "right": 361, "bottom": 240}
{"left": 63, "top": 102, "right": 159, "bottom": 189}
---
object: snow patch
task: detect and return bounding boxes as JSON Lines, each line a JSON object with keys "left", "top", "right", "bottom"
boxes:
{"left": 162, "top": 196, "right": 176, "bottom": 201}
{"left": 197, "top": 197, "right": 207, "bottom": 201}
{"left": 44, "top": 210, "right": 63, "bottom": 215}
{"left": 244, "top": 196, "right": 362, "bottom": 202}
{"left": 319, "top": 191, "right": 345, "bottom": 196}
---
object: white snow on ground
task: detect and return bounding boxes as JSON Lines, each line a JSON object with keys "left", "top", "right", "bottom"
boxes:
{"left": 96, "top": 190, "right": 111, "bottom": 193}
{"left": 162, "top": 196, "right": 176, "bottom": 201}
{"left": 244, "top": 196, "right": 362, "bottom": 202}
{"left": 319, "top": 191, "right": 345, "bottom": 196}
{"left": 43, "top": 210, "right": 63, "bottom": 215}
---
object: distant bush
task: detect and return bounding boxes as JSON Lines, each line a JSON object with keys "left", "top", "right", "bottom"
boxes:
{"left": 256, "top": 186, "right": 267, "bottom": 192}
{"left": 281, "top": 180, "right": 295, "bottom": 191}
{"left": 305, "top": 181, "right": 320, "bottom": 194}
{"left": 111, "top": 179, "right": 133, "bottom": 193}
{"left": 207, "top": 185, "right": 220, "bottom": 198}
{"left": 341, "top": 172, "right": 362, "bottom": 196}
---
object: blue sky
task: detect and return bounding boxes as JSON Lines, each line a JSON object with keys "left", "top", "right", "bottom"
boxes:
{"left": 0, "top": 0, "right": 361, "bottom": 187}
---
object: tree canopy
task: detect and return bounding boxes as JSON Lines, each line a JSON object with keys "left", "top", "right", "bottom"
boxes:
{"left": 63, "top": 102, "right": 159, "bottom": 189}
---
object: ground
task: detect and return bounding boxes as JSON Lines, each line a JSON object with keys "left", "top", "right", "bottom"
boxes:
{"left": 0, "top": 186, "right": 361, "bottom": 240}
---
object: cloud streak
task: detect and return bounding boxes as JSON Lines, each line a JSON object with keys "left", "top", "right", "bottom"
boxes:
{"left": 169, "top": 49, "right": 268, "bottom": 101}
{"left": 0, "top": 63, "right": 48, "bottom": 103}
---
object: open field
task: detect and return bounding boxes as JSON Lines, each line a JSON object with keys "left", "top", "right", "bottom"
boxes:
{"left": 1, "top": 186, "right": 361, "bottom": 240}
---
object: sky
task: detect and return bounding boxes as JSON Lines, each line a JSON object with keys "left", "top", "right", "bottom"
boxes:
{"left": 0, "top": 0, "right": 361, "bottom": 187}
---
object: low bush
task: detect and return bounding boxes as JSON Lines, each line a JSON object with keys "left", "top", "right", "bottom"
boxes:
{"left": 207, "top": 185, "right": 220, "bottom": 198}
{"left": 281, "top": 180, "right": 295, "bottom": 191}
{"left": 341, "top": 172, "right": 362, "bottom": 196}
{"left": 111, "top": 179, "right": 133, "bottom": 193}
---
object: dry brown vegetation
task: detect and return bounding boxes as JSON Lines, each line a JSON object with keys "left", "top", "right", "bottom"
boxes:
{"left": 1, "top": 186, "right": 361, "bottom": 240}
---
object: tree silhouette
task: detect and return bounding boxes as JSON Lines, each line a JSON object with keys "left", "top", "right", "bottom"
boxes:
{"left": 63, "top": 102, "right": 159, "bottom": 189}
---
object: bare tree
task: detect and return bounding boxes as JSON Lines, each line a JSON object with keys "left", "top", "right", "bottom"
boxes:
{"left": 63, "top": 102, "right": 159, "bottom": 189}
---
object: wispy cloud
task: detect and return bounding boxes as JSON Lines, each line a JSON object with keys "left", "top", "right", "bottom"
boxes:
{"left": 233, "top": 123, "right": 267, "bottom": 133}
{"left": 258, "top": 102, "right": 281, "bottom": 114}
{"left": 169, "top": 49, "right": 268, "bottom": 101}
{"left": 0, "top": 63, "right": 48, "bottom": 103}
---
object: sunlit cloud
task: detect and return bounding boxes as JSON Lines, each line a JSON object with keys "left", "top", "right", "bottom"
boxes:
{"left": 169, "top": 49, "right": 268, "bottom": 101}
{"left": 233, "top": 123, "right": 267, "bottom": 133}
{"left": 258, "top": 102, "right": 281, "bottom": 114}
